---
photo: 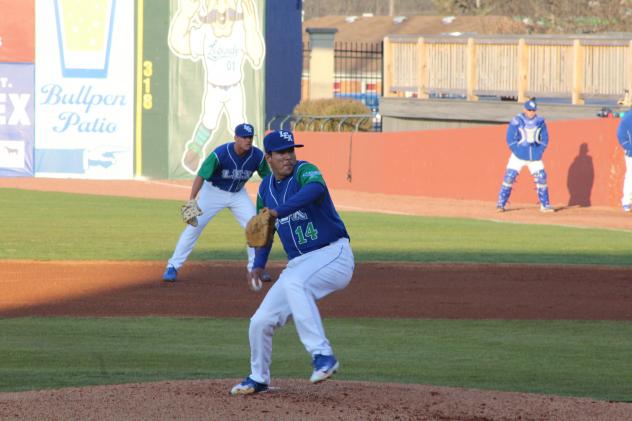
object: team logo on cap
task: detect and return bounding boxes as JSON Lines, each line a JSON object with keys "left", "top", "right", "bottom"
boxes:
{"left": 279, "top": 131, "right": 294, "bottom": 142}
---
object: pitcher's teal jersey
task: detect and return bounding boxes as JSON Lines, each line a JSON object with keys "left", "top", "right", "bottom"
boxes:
{"left": 256, "top": 160, "right": 349, "bottom": 260}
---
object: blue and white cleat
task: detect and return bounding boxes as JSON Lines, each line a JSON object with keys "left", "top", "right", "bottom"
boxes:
{"left": 623, "top": 204, "right": 631, "bottom": 213}
{"left": 540, "top": 205, "right": 555, "bottom": 213}
{"left": 230, "top": 376, "right": 268, "bottom": 395}
{"left": 310, "top": 354, "right": 339, "bottom": 383}
{"left": 162, "top": 266, "right": 178, "bottom": 282}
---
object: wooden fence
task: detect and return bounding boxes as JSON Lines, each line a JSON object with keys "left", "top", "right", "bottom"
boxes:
{"left": 383, "top": 35, "right": 632, "bottom": 104}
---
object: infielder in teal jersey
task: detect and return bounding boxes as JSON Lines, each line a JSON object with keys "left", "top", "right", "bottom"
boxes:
{"left": 163, "top": 123, "right": 271, "bottom": 282}
{"left": 230, "top": 130, "right": 355, "bottom": 395}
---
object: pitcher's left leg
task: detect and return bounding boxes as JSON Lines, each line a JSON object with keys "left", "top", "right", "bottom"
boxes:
{"left": 247, "top": 281, "right": 292, "bottom": 385}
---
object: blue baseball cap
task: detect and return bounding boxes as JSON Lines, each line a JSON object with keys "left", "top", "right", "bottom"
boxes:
{"left": 524, "top": 100, "right": 537, "bottom": 111}
{"left": 235, "top": 123, "right": 255, "bottom": 138}
{"left": 263, "top": 130, "right": 304, "bottom": 153}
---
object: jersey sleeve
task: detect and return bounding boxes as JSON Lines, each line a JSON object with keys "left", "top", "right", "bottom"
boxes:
{"left": 506, "top": 117, "right": 520, "bottom": 146}
{"left": 618, "top": 116, "right": 632, "bottom": 149}
{"left": 297, "top": 162, "right": 326, "bottom": 187}
{"left": 256, "top": 181, "right": 266, "bottom": 213}
{"left": 197, "top": 152, "right": 219, "bottom": 180}
{"left": 257, "top": 157, "right": 271, "bottom": 178}
{"left": 538, "top": 119, "right": 549, "bottom": 147}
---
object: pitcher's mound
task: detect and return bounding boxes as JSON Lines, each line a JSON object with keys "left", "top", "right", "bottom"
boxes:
{"left": 2, "top": 379, "right": 631, "bottom": 420}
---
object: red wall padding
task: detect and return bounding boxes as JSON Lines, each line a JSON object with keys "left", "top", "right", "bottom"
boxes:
{"left": 294, "top": 118, "right": 623, "bottom": 207}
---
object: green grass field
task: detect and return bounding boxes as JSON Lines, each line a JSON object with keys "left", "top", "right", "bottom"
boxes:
{"left": 2, "top": 188, "right": 632, "bottom": 265}
{"left": 1, "top": 188, "right": 631, "bottom": 401}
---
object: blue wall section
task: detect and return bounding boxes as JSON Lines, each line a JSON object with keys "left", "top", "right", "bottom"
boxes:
{"left": 265, "top": 0, "right": 302, "bottom": 129}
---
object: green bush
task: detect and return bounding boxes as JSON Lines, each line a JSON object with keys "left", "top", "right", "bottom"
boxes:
{"left": 293, "top": 98, "right": 373, "bottom": 132}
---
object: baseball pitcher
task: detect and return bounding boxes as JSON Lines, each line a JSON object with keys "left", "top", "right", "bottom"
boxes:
{"left": 496, "top": 99, "right": 554, "bottom": 212}
{"left": 230, "top": 130, "right": 354, "bottom": 395}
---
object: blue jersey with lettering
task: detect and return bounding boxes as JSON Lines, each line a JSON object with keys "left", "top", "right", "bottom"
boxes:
{"left": 198, "top": 143, "right": 270, "bottom": 192}
{"left": 257, "top": 161, "right": 349, "bottom": 260}
{"left": 506, "top": 113, "right": 549, "bottom": 161}
{"left": 617, "top": 111, "right": 632, "bottom": 157}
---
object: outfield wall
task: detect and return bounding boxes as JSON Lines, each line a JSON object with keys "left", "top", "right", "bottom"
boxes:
{"left": 296, "top": 118, "right": 624, "bottom": 207}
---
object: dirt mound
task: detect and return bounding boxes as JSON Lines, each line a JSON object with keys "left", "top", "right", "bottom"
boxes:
{"left": 2, "top": 379, "right": 631, "bottom": 421}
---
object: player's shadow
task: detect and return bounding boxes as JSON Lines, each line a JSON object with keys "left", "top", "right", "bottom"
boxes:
{"left": 566, "top": 143, "right": 594, "bottom": 207}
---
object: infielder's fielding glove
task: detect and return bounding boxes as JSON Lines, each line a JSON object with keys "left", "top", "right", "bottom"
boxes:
{"left": 181, "top": 199, "right": 202, "bottom": 227}
{"left": 245, "top": 208, "right": 276, "bottom": 247}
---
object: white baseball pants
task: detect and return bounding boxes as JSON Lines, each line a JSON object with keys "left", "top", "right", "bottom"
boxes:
{"left": 506, "top": 153, "right": 545, "bottom": 173}
{"left": 247, "top": 238, "right": 354, "bottom": 385}
{"left": 167, "top": 181, "right": 255, "bottom": 270}
{"left": 622, "top": 155, "right": 632, "bottom": 206}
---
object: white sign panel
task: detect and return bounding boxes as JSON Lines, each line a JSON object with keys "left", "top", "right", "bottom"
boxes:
{"left": 35, "top": 0, "right": 134, "bottom": 179}
{"left": 0, "top": 140, "right": 26, "bottom": 168}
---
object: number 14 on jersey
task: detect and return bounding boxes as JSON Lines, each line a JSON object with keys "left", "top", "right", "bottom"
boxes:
{"left": 295, "top": 222, "right": 318, "bottom": 245}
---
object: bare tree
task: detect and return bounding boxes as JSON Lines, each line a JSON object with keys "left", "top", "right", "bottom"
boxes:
{"left": 302, "top": 0, "right": 437, "bottom": 19}
{"left": 432, "top": 0, "right": 632, "bottom": 33}
{"left": 303, "top": 0, "right": 632, "bottom": 33}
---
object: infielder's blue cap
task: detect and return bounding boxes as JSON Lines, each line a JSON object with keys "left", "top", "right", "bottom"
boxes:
{"left": 263, "top": 130, "right": 304, "bottom": 153}
{"left": 524, "top": 99, "right": 537, "bottom": 111}
{"left": 235, "top": 123, "right": 255, "bottom": 138}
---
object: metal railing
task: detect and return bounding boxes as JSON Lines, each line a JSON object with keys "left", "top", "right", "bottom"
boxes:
{"left": 267, "top": 114, "right": 378, "bottom": 132}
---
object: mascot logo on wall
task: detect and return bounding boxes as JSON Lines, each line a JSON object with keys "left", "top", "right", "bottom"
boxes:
{"left": 168, "top": 0, "right": 265, "bottom": 175}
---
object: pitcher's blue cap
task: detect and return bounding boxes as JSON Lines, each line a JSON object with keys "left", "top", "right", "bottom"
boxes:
{"left": 235, "top": 123, "right": 255, "bottom": 138}
{"left": 524, "top": 100, "right": 537, "bottom": 111}
{"left": 263, "top": 130, "right": 304, "bottom": 153}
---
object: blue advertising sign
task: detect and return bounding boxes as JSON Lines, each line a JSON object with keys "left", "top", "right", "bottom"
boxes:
{"left": 0, "top": 63, "right": 35, "bottom": 177}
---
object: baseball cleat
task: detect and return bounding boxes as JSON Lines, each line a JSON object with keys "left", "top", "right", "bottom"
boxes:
{"left": 261, "top": 272, "right": 273, "bottom": 282}
{"left": 310, "top": 354, "right": 339, "bottom": 384}
{"left": 540, "top": 205, "right": 555, "bottom": 213}
{"left": 162, "top": 266, "right": 178, "bottom": 282}
{"left": 496, "top": 205, "right": 505, "bottom": 212}
{"left": 623, "top": 204, "right": 631, "bottom": 213}
{"left": 230, "top": 377, "right": 268, "bottom": 395}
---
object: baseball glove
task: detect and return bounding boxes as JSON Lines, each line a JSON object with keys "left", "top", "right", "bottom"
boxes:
{"left": 181, "top": 199, "right": 202, "bottom": 227}
{"left": 245, "top": 208, "right": 276, "bottom": 247}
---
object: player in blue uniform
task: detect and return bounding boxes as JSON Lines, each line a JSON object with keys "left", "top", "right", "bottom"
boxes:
{"left": 617, "top": 110, "right": 632, "bottom": 212}
{"left": 163, "top": 123, "right": 271, "bottom": 282}
{"left": 496, "top": 99, "right": 555, "bottom": 212}
{"left": 230, "top": 130, "right": 355, "bottom": 395}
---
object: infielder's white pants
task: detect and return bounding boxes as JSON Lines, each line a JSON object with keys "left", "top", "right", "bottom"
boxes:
{"left": 622, "top": 155, "right": 632, "bottom": 206}
{"left": 248, "top": 238, "right": 354, "bottom": 385}
{"left": 167, "top": 182, "right": 255, "bottom": 271}
{"left": 506, "top": 153, "right": 545, "bottom": 173}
